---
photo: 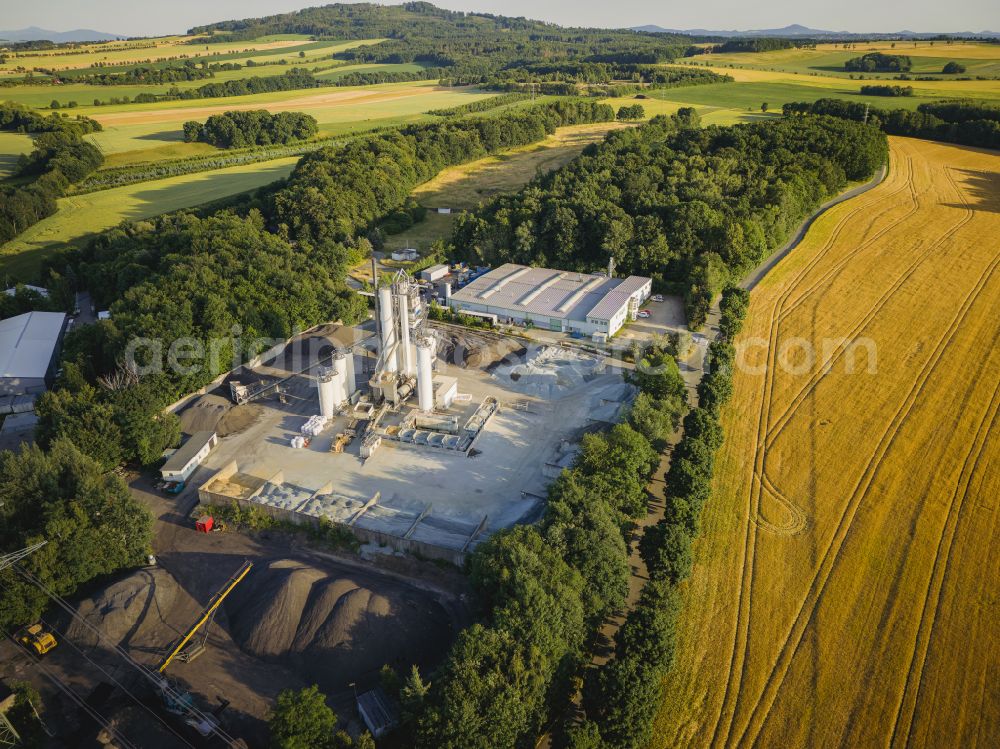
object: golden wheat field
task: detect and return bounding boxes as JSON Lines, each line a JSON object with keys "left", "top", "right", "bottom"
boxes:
{"left": 652, "top": 136, "right": 1000, "bottom": 748}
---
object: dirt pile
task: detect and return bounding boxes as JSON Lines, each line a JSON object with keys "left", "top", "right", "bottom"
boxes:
{"left": 224, "top": 559, "right": 449, "bottom": 686}
{"left": 65, "top": 567, "right": 180, "bottom": 649}
{"left": 178, "top": 394, "right": 231, "bottom": 434}
{"left": 216, "top": 403, "right": 261, "bottom": 437}
{"left": 437, "top": 331, "right": 523, "bottom": 369}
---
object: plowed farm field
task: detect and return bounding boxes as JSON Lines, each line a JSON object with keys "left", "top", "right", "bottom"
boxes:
{"left": 652, "top": 136, "right": 1000, "bottom": 748}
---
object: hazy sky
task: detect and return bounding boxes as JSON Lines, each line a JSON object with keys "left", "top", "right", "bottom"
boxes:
{"left": 3, "top": 0, "right": 998, "bottom": 37}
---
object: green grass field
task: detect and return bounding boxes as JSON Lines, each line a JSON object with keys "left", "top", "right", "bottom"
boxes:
{"left": 695, "top": 40, "right": 1000, "bottom": 78}
{"left": 0, "top": 41, "right": 383, "bottom": 108}
{"left": 0, "top": 132, "right": 32, "bottom": 177}
{"left": 625, "top": 63, "right": 1000, "bottom": 122}
{"left": 0, "top": 156, "right": 298, "bottom": 280}
{"left": 79, "top": 82, "right": 491, "bottom": 156}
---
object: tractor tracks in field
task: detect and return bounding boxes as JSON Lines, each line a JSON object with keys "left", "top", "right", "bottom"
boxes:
{"left": 707, "top": 150, "right": 917, "bottom": 749}
{"left": 728, "top": 173, "right": 999, "bottom": 749}
{"left": 886, "top": 355, "right": 1000, "bottom": 748}
{"left": 756, "top": 166, "right": 977, "bottom": 532}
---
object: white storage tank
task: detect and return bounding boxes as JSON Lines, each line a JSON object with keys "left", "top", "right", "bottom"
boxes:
{"left": 377, "top": 286, "right": 398, "bottom": 373}
{"left": 416, "top": 335, "right": 435, "bottom": 412}
{"left": 336, "top": 349, "right": 356, "bottom": 397}
{"left": 317, "top": 367, "right": 337, "bottom": 419}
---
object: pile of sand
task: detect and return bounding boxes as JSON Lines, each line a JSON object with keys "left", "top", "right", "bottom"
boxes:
{"left": 178, "top": 393, "right": 261, "bottom": 437}
{"left": 65, "top": 568, "right": 180, "bottom": 649}
{"left": 224, "top": 560, "right": 448, "bottom": 684}
{"left": 216, "top": 403, "right": 262, "bottom": 437}
{"left": 178, "top": 394, "right": 231, "bottom": 434}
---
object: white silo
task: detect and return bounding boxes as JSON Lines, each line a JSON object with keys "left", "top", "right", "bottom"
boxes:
{"left": 397, "top": 289, "right": 414, "bottom": 376}
{"left": 317, "top": 367, "right": 337, "bottom": 419}
{"left": 336, "top": 349, "right": 356, "bottom": 397}
{"left": 416, "top": 334, "right": 435, "bottom": 412}
{"left": 377, "top": 286, "right": 398, "bottom": 373}
{"left": 329, "top": 363, "right": 347, "bottom": 408}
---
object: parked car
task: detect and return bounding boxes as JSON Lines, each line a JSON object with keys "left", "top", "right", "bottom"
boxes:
{"left": 637, "top": 310, "right": 652, "bottom": 319}
{"left": 651, "top": 294, "right": 664, "bottom": 302}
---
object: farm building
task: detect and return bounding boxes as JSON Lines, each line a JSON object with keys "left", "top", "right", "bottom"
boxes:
{"left": 0, "top": 311, "right": 67, "bottom": 396}
{"left": 161, "top": 431, "right": 218, "bottom": 483}
{"left": 447, "top": 263, "right": 651, "bottom": 337}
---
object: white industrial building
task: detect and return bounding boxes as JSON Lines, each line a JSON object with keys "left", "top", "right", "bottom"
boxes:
{"left": 161, "top": 431, "right": 218, "bottom": 483}
{"left": 447, "top": 263, "right": 651, "bottom": 337}
{"left": 0, "top": 311, "right": 67, "bottom": 396}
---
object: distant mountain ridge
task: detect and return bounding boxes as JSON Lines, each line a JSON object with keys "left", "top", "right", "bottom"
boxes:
{"left": 633, "top": 23, "right": 1000, "bottom": 39}
{"left": 0, "top": 26, "right": 122, "bottom": 43}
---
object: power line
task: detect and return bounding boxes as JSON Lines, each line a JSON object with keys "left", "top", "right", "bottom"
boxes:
{"left": 0, "top": 541, "right": 47, "bottom": 573}
{"left": 2, "top": 633, "right": 140, "bottom": 749}
{"left": 12, "top": 566, "right": 241, "bottom": 748}
{"left": 32, "top": 612, "right": 197, "bottom": 749}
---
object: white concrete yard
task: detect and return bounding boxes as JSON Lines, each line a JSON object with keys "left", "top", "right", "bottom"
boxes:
{"left": 189, "top": 327, "right": 635, "bottom": 552}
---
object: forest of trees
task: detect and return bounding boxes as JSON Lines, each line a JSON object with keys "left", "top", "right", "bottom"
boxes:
{"left": 0, "top": 103, "right": 104, "bottom": 244}
{"left": 0, "top": 440, "right": 153, "bottom": 631}
{"left": 451, "top": 109, "right": 887, "bottom": 326}
{"left": 183, "top": 110, "right": 319, "bottom": 148}
{"left": 784, "top": 97, "right": 1000, "bottom": 150}
{"left": 267, "top": 99, "right": 615, "bottom": 244}
{"left": 844, "top": 52, "right": 913, "bottom": 72}
{"left": 451, "top": 63, "right": 730, "bottom": 94}
{"left": 190, "top": 1, "right": 698, "bottom": 83}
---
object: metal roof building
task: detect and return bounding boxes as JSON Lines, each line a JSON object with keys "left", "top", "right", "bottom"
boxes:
{"left": 0, "top": 311, "right": 67, "bottom": 396}
{"left": 161, "top": 431, "right": 218, "bottom": 483}
{"left": 447, "top": 263, "right": 651, "bottom": 336}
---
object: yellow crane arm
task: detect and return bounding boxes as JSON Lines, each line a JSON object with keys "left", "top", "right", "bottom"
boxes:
{"left": 158, "top": 560, "right": 253, "bottom": 673}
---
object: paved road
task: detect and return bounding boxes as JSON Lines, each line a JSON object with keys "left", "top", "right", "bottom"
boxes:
{"left": 741, "top": 164, "right": 888, "bottom": 291}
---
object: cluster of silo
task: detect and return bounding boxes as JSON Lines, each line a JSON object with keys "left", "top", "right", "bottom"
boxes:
{"left": 369, "top": 275, "right": 423, "bottom": 407}
{"left": 315, "top": 340, "right": 358, "bottom": 419}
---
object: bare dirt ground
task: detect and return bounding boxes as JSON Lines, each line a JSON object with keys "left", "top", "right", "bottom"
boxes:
{"left": 1, "top": 473, "right": 469, "bottom": 749}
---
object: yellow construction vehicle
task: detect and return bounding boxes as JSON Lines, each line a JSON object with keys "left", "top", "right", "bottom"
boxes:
{"left": 17, "top": 623, "right": 57, "bottom": 656}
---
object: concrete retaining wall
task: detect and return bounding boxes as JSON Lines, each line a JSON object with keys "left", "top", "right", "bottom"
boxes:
{"left": 196, "top": 496, "right": 468, "bottom": 566}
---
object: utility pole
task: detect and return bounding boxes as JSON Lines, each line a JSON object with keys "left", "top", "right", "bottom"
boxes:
{"left": 0, "top": 712, "right": 20, "bottom": 749}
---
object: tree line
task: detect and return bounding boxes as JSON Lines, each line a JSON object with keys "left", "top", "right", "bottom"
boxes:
{"left": 0, "top": 102, "right": 104, "bottom": 245}
{"left": 428, "top": 92, "right": 531, "bottom": 117}
{"left": 451, "top": 109, "right": 886, "bottom": 328}
{"left": 784, "top": 97, "right": 1000, "bottom": 150}
{"left": 183, "top": 109, "right": 318, "bottom": 148}
{"left": 583, "top": 287, "right": 749, "bottom": 748}
{"left": 404, "top": 339, "right": 689, "bottom": 747}
{"left": 860, "top": 84, "right": 914, "bottom": 97}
